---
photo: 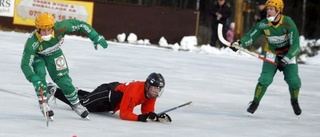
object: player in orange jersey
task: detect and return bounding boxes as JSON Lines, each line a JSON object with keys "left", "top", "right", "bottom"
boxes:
{"left": 51, "top": 72, "right": 171, "bottom": 122}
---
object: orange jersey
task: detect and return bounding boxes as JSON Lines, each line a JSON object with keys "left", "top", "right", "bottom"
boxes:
{"left": 113, "top": 81, "right": 156, "bottom": 121}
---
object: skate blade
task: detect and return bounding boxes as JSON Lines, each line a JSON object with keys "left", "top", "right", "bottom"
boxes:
{"left": 247, "top": 113, "right": 254, "bottom": 117}
{"left": 49, "top": 116, "right": 54, "bottom": 121}
{"left": 84, "top": 116, "right": 90, "bottom": 120}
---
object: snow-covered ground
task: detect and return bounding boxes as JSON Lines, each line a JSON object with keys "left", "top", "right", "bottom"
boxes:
{"left": 0, "top": 31, "right": 319, "bottom": 137}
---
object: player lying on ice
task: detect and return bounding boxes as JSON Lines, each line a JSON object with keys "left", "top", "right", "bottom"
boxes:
{"left": 47, "top": 72, "right": 172, "bottom": 122}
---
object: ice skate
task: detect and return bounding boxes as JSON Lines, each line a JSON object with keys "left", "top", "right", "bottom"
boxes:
{"left": 291, "top": 99, "right": 301, "bottom": 116}
{"left": 247, "top": 101, "right": 259, "bottom": 114}
{"left": 39, "top": 101, "right": 54, "bottom": 120}
{"left": 72, "top": 102, "right": 90, "bottom": 119}
{"left": 46, "top": 82, "right": 57, "bottom": 101}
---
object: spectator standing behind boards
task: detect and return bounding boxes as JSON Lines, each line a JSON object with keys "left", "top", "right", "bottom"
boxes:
{"left": 226, "top": 22, "right": 235, "bottom": 42}
{"left": 254, "top": 0, "right": 267, "bottom": 52}
{"left": 210, "top": 0, "right": 231, "bottom": 48}
{"left": 255, "top": 0, "right": 267, "bottom": 22}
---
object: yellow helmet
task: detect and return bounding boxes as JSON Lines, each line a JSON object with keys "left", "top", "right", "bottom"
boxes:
{"left": 35, "top": 13, "right": 55, "bottom": 30}
{"left": 265, "top": 0, "right": 284, "bottom": 12}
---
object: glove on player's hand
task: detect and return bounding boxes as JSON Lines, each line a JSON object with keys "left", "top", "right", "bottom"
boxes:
{"left": 277, "top": 56, "right": 290, "bottom": 72}
{"left": 138, "top": 112, "right": 158, "bottom": 122}
{"left": 33, "top": 80, "right": 47, "bottom": 94}
{"left": 93, "top": 35, "right": 108, "bottom": 50}
{"left": 157, "top": 113, "right": 172, "bottom": 122}
{"left": 229, "top": 40, "right": 240, "bottom": 52}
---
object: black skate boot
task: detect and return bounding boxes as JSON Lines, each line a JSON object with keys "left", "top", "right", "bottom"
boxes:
{"left": 291, "top": 99, "right": 301, "bottom": 115}
{"left": 247, "top": 101, "right": 259, "bottom": 114}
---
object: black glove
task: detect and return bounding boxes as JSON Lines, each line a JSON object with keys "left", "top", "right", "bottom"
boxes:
{"left": 230, "top": 40, "right": 240, "bottom": 52}
{"left": 138, "top": 112, "right": 158, "bottom": 122}
{"left": 157, "top": 113, "right": 172, "bottom": 122}
{"left": 277, "top": 56, "right": 290, "bottom": 72}
{"left": 138, "top": 112, "right": 172, "bottom": 122}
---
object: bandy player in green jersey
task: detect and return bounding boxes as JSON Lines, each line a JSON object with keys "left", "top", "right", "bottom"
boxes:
{"left": 230, "top": 0, "right": 302, "bottom": 115}
{"left": 20, "top": 13, "right": 108, "bottom": 119}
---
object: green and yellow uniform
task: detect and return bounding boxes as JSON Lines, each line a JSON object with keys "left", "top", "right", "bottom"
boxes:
{"left": 21, "top": 19, "right": 107, "bottom": 105}
{"left": 239, "top": 15, "right": 301, "bottom": 103}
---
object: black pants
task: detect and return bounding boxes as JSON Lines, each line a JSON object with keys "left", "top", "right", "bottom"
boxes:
{"left": 54, "top": 82, "right": 122, "bottom": 112}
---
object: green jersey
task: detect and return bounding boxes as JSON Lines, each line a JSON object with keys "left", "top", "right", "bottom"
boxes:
{"left": 239, "top": 15, "right": 300, "bottom": 60}
{"left": 21, "top": 19, "right": 100, "bottom": 82}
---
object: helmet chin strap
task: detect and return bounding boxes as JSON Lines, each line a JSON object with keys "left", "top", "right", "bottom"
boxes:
{"left": 267, "top": 11, "right": 280, "bottom": 22}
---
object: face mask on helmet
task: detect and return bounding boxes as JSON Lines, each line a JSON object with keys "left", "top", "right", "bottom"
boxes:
{"left": 267, "top": 11, "right": 280, "bottom": 22}
{"left": 265, "top": 0, "right": 283, "bottom": 22}
{"left": 41, "top": 34, "right": 53, "bottom": 41}
{"left": 37, "top": 28, "right": 54, "bottom": 41}
{"left": 145, "top": 73, "right": 165, "bottom": 98}
{"left": 35, "top": 13, "right": 55, "bottom": 41}
{"left": 146, "top": 85, "right": 164, "bottom": 98}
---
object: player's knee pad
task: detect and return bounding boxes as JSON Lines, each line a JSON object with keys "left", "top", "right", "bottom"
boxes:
{"left": 258, "top": 77, "right": 273, "bottom": 87}
{"left": 285, "top": 77, "right": 301, "bottom": 89}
